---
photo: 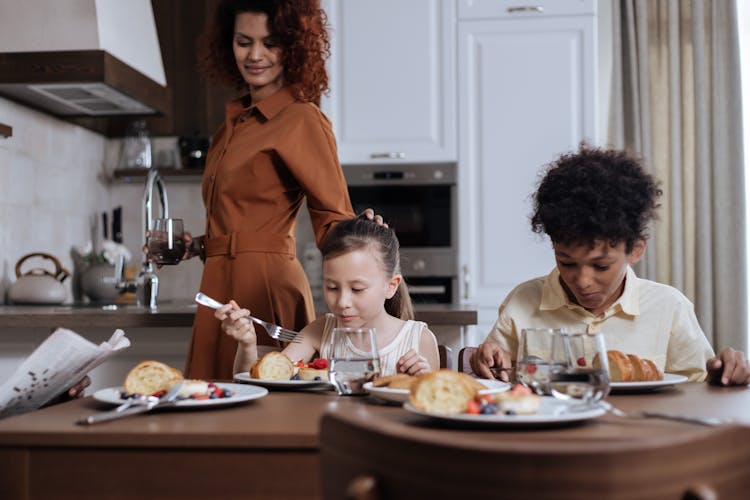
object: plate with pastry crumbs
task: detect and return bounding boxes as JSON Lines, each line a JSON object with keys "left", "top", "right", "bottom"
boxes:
{"left": 609, "top": 373, "right": 689, "bottom": 393}
{"left": 364, "top": 378, "right": 510, "bottom": 404}
{"left": 233, "top": 372, "right": 334, "bottom": 390}
{"left": 93, "top": 383, "right": 268, "bottom": 408}
{"left": 403, "top": 397, "right": 606, "bottom": 427}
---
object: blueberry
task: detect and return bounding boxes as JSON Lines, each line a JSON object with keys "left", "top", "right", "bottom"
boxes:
{"left": 210, "top": 393, "right": 219, "bottom": 399}
{"left": 314, "top": 376, "right": 322, "bottom": 381}
{"left": 481, "top": 405, "right": 498, "bottom": 415}
{"left": 222, "top": 389, "right": 232, "bottom": 398}
{"left": 504, "top": 409, "right": 516, "bottom": 416}
{"left": 291, "top": 374, "right": 300, "bottom": 380}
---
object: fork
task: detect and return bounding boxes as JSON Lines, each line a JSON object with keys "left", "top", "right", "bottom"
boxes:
{"left": 598, "top": 401, "right": 733, "bottom": 427}
{"left": 78, "top": 381, "right": 184, "bottom": 425}
{"left": 194, "top": 292, "right": 301, "bottom": 343}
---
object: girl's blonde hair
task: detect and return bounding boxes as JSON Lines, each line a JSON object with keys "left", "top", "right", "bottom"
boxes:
{"left": 320, "top": 217, "right": 414, "bottom": 320}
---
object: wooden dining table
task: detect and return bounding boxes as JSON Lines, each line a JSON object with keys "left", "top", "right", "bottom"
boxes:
{"left": 0, "top": 382, "right": 748, "bottom": 499}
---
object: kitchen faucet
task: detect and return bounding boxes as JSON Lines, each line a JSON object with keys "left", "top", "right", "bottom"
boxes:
{"left": 114, "top": 169, "right": 169, "bottom": 309}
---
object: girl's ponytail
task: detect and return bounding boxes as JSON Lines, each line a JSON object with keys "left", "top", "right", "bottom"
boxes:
{"left": 385, "top": 279, "right": 414, "bottom": 321}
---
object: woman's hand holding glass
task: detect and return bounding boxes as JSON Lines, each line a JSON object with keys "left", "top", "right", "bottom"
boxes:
{"left": 143, "top": 221, "right": 203, "bottom": 267}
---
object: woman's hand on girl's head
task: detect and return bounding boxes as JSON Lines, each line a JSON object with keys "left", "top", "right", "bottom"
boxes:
{"left": 215, "top": 300, "right": 257, "bottom": 346}
{"left": 358, "top": 208, "right": 389, "bottom": 228}
{"left": 396, "top": 349, "right": 431, "bottom": 375}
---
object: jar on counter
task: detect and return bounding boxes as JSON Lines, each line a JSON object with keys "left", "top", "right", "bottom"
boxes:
{"left": 120, "top": 120, "right": 153, "bottom": 168}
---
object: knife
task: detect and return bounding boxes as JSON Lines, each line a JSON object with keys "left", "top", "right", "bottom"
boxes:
{"left": 77, "top": 381, "right": 184, "bottom": 425}
{"left": 112, "top": 206, "right": 123, "bottom": 243}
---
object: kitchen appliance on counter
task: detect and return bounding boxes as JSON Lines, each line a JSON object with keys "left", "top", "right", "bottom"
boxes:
{"left": 7, "top": 253, "right": 70, "bottom": 305}
{"left": 179, "top": 135, "right": 210, "bottom": 169}
{"left": 343, "top": 163, "right": 458, "bottom": 304}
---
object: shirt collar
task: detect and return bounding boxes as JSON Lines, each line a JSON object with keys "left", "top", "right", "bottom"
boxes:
{"left": 540, "top": 266, "right": 640, "bottom": 317}
{"left": 225, "top": 87, "right": 296, "bottom": 123}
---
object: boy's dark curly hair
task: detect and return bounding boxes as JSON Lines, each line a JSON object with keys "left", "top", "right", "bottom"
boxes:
{"left": 198, "top": 0, "right": 330, "bottom": 103}
{"left": 530, "top": 145, "right": 662, "bottom": 253}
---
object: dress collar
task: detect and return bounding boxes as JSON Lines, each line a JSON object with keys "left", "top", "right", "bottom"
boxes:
{"left": 225, "top": 87, "right": 297, "bottom": 123}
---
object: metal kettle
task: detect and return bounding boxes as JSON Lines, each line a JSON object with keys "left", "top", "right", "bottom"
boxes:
{"left": 7, "top": 253, "right": 70, "bottom": 304}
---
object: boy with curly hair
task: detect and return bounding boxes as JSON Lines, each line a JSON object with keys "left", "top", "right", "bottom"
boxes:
{"left": 471, "top": 145, "right": 750, "bottom": 385}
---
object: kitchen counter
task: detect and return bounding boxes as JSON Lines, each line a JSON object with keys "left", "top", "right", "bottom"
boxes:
{"left": 0, "top": 303, "right": 477, "bottom": 329}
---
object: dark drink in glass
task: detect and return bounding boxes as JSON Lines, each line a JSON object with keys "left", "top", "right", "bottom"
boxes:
{"left": 148, "top": 218, "right": 185, "bottom": 265}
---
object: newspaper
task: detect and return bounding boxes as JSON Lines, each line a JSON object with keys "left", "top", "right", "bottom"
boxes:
{"left": 0, "top": 328, "right": 130, "bottom": 419}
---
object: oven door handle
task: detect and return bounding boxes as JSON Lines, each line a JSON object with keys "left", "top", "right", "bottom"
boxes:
{"left": 407, "top": 285, "right": 447, "bottom": 295}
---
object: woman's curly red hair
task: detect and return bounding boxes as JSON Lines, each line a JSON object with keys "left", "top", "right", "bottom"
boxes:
{"left": 198, "top": 0, "right": 330, "bottom": 103}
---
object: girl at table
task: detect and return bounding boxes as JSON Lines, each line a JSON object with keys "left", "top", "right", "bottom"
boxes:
{"left": 216, "top": 217, "right": 440, "bottom": 376}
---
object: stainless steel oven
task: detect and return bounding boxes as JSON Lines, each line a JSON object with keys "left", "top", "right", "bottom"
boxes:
{"left": 343, "top": 163, "right": 458, "bottom": 304}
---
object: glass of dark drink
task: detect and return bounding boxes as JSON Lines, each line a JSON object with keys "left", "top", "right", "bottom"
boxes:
{"left": 549, "top": 331, "right": 610, "bottom": 405}
{"left": 148, "top": 218, "right": 185, "bottom": 265}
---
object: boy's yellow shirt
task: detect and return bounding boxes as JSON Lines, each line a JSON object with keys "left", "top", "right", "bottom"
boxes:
{"left": 485, "top": 267, "right": 713, "bottom": 381}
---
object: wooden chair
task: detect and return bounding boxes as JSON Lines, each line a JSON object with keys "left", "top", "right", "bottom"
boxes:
{"left": 437, "top": 344, "right": 452, "bottom": 370}
{"left": 457, "top": 346, "right": 477, "bottom": 374}
{"left": 320, "top": 410, "right": 748, "bottom": 500}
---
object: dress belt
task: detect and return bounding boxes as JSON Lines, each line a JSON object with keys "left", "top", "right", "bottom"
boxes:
{"left": 204, "top": 231, "right": 296, "bottom": 258}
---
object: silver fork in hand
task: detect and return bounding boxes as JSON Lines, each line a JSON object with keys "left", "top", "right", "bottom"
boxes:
{"left": 599, "top": 401, "right": 733, "bottom": 427}
{"left": 194, "top": 292, "right": 301, "bottom": 343}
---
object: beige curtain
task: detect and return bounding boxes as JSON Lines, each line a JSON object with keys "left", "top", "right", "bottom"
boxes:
{"left": 609, "top": 0, "right": 746, "bottom": 350}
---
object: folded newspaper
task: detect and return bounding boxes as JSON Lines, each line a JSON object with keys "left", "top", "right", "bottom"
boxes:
{"left": 0, "top": 328, "right": 130, "bottom": 419}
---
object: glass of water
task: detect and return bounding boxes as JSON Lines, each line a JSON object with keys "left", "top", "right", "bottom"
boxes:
{"left": 516, "top": 328, "right": 567, "bottom": 395}
{"left": 548, "top": 331, "right": 610, "bottom": 405}
{"left": 328, "top": 327, "right": 381, "bottom": 396}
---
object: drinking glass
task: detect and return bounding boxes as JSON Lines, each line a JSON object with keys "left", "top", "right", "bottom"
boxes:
{"left": 548, "top": 331, "right": 610, "bottom": 405}
{"left": 328, "top": 327, "right": 381, "bottom": 396}
{"left": 516, "top": 328, "right": 567, "bottom": 395}
{"left": 147, "top": 218, "right": 185, "bottom": 265}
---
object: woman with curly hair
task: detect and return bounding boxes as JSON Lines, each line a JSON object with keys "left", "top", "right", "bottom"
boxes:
{"left": 176, "top": 0, "right": 367, "bottom": 379}
{"left": 470, "top": 145, "right": 750, "bottom": 386}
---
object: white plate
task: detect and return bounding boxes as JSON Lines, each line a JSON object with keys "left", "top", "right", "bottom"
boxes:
{"left": 233, "top": 372, "right": 333, "bottom": 389}
{"left": 92, "top": 383, "right": 268, "bottom": 408}
{"left": 403, "top": 397, "right": 606, "bottom": 427}
{"left": 364, "top": 378, "right": 511, "bottom": 404}
{"left": 610, "top": 373, "right": 689, "bottom": 393}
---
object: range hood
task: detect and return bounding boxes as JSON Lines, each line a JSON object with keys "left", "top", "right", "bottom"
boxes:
{"left": 0, "top": 0, "right": 168, "bottom": 117}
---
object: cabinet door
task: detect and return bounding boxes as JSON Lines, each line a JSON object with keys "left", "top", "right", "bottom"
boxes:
{"left": 457, "top": 15, "right": 597, "bottom": 336}
{"left": 321, "top": 0, "right": 456, "bottom": 164}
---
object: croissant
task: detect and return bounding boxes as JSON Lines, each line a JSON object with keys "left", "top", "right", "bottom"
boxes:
{"left": 250, "top": 351, "right": 294, "bottom": 380}
{"left": 601, "top": 350, "right": 663, "bottom": 382}
{"left": 123, "top": 360, "right": 183, "bottom": 395}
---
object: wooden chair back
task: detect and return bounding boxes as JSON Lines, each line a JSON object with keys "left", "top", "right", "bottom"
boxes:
{"left": 437, "top": 344, "right": 452, "bottom": 370}
{"left": 457, "top": 346, "right": 476, "bottom": 374}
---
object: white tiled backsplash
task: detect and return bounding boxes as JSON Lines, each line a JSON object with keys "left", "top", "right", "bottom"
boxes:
{"left": 0, "top": 96, "right": 320, "bottom": 304}
{"left": 0, "top": 98, "right": 109, "bottom": 303}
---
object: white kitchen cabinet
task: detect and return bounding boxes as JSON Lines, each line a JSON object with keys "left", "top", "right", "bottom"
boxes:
{"left": 457, "top": 4, "right": 597, "bottom": 338}
{"left": 321, "top": 0, "right": 456, "bottom": 164}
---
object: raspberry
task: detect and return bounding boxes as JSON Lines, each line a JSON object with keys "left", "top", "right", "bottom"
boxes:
{"left": 311, "top": 358, "right": 329, "bottom": 369}
{"left": 577, "top": 357, "right": 587, "bottom": 367}
{"left": 466, "top": 400, "right": 481, "bottom": 414}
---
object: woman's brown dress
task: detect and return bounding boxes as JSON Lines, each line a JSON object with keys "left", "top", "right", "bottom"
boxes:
{"left": 185, "top": 87, "right": 354, "bottom": 379}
